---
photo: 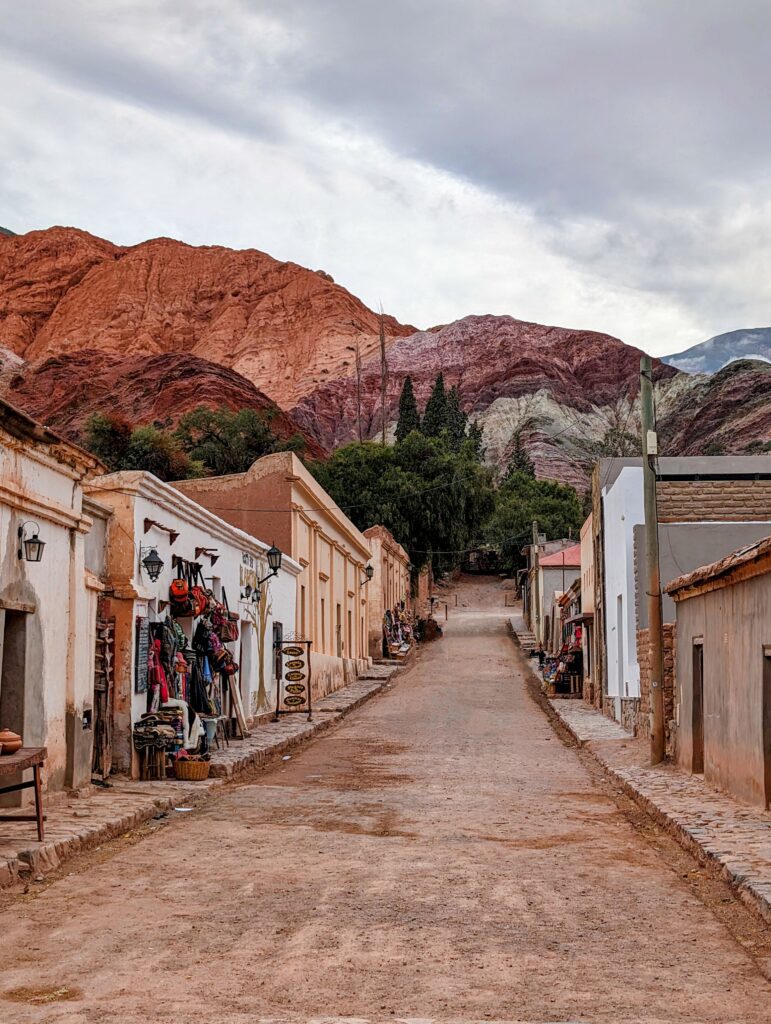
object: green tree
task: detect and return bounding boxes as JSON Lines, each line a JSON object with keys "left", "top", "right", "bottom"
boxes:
{"left": 175, "top": 406, "right": 284, "bottom": 475}
{"left": 395, "top": 375, "right": 421, "bottom": 442}
{"left": 121, "top": 426, "right": 203, "bottom": 481}
{"left": 445, "top": 385, "right": 468, "bottom": 451}
{"left": 308, "top": 432, "right": 494, "bottom": 575}
{"left": 486, "top": 471, "right": 583, "bottom": 574}
{"left": 504, "top": 429, "right": 535, "bottom": 478}
{"left": 422, "top": 372, "right": 448, "bottom": 437}
{"left": 596, "top": 425, "right": 640, "bottom": 457}
{"left": 83, "top": 413, "right": 133, "bottom": 470}
{"left": 467, "top": 419, "right": 485, "bottom": 462}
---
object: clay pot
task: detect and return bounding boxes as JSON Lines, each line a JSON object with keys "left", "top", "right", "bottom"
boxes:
{"left": 0, "top": 729, "right": 22, "bottom": 755}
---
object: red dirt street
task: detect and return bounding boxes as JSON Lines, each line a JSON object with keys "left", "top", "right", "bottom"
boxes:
{"left": 1, "top": 577, "right": 769, "bottom": 1023}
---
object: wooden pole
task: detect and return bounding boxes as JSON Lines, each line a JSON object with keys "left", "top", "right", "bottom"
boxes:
{"left": 355, "top": 340, "right": 363, "bottom": 443}
{"left": 640, "top": 355, "right": 665, "bottom": 764}
{"left": 379, "top": 310, "right": 387, "bottom": 445}
{"left": 532, "top": 520, "right": 540, "bottom": 642}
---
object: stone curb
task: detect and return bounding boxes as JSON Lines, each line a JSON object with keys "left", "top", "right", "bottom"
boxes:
{"left": 506, "top": 619, "right": 771, "bottom": 928}
{"left": 0, "top": 670, "right": 400, "bottom": 891}
{"left": 545, "top": 689, "right": 771, "bottom": 927}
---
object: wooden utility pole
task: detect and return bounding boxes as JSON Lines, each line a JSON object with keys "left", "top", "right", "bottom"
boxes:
{"left": 532, "top": 520, "right": 541, "bottom": 642}
{"left": 640, "top": 355, "right": 665, "bottom": 764}
{"left": 379, "top": 310, "right": 387, "bottom": 445}
{"left": 355, "top": 340, "right": 363, "bottom": 443}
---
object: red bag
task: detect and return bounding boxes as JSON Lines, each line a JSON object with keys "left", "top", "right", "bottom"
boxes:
{"left": 169, "top": 562, "right": 193, "bottom": 617}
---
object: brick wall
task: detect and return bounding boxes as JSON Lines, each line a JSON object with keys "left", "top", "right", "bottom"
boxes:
{"left": 657, "top": 480, "right": 771, "bottom": 522}
{"left": 636, "top": 623, "right": 676, "bottom": 752}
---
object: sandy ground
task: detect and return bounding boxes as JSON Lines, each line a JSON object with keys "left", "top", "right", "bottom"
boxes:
{"left": 1, "top": 576, "right": 769, "bottom": 1024}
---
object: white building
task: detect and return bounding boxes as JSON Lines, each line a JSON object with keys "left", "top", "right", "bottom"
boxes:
{"left": 0, "top": 399, "right": 105, "bottom": 795}
{"left": 600, "top": 464, "right": 645, "bottom": 712}
{"left": 84, "top": 471, "right": 300, "bottom": 777}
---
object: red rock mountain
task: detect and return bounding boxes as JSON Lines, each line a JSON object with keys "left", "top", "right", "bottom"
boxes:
{"left": 1, "top": 226, "right": 768, "bottom": 487}
{"left": 0, "top": 226, "right": 414, "bottom": 406}
{"left": 294, "top": 314, "right": 677, "bottom": 446}
{"left": 5, "top": 349, "right": 325, "bottom": 458}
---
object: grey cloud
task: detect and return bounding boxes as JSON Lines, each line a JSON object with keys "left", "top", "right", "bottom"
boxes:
{"left": 265, "top": 0, "right": 771, "bottom": 218}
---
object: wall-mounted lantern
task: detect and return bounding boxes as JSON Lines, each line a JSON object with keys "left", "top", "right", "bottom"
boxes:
{"left": 258, "top": 544, "right": 283, "bottom": 585}
{"left": 17, "top": 521, "right": 45, "bottom": 562}
{"left": 253, "top": 544, "right": 283, "bottom": 602}
{"left": 360, "top": 563, "right": 374, "bottom": 588}
{"left": 140, "top": 546, "right": 165, "bottom": 582}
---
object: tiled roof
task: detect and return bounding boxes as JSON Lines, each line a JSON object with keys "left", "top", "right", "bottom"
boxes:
{"left": 539, "top": 543, "right": 581, "bottom": 567}
{"left": 665, "top": 534, "right": 771, "bottom": 596}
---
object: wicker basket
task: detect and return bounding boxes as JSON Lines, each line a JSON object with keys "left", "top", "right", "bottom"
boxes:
{"left": 174, "top": 759, "right": 211, "bottom": 781}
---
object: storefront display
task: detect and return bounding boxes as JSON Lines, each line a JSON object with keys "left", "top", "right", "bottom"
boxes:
{"left": 132, "top": 556, "right": 244, "bottom": 780}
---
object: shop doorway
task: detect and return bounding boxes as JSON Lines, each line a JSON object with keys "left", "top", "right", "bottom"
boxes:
{"left": 0, "top": 609, "right": 27, "bottom": 808}
{"left": 763, "top": 646, "right": 771, "bottom": 807}
{"left": 692, "top": 638, "right": 705, "bottom": 774}
{"left": 91, "top": 610, "right": 115, "bottom": 781}
{"left": 336, "top": 603, "right": 342, "bottom": 658}
{"left": 0, "top": 610, "right": 27, "bottom": 734}
{"left": 273, "top": 621, "right": 283, "bottom": 685}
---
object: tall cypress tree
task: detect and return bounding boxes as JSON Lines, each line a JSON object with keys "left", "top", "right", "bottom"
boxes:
{"left": 422, "top": 372, "right": 448, "bottom": 437}
{"left": 467, "top": 419, "right": 485, "bottom": 461}
{"left": 395, "top": 375, "right": 421, "bottom": 442}
{"left": 505, "top": 429, "right": 535, "bottom": 478}
{"left": 446, "top": 385, "right": 467, "bottom": 450}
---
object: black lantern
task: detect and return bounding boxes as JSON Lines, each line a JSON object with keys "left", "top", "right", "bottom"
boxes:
{"left": 360, "top": 563, "right": 374, "bottom": 588}
{"left": 140, "top": 547, "right": 164, "bottom": 582}
{"left": 257, "top": 544, "right": 283, "bottom": 587}
{"left": 17, "top": 521, "right": 45, "bottom": 562}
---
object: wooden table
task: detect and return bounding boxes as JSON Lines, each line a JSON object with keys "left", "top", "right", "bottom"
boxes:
{"left": 0, "top": 746, "right": 46, "bottom": 841}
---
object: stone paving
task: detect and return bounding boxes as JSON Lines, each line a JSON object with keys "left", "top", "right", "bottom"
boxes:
{"left": 545, "top": 694, "right": 771, "bottom": 926}
{"left": 0, "top": 672, "right": 395, "bottom": 890}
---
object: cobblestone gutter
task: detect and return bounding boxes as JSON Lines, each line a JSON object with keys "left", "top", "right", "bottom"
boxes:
{"left": 0, "top": 671, "right": 398, "bottom": 890}
{"left": 507, "top": 617, "right": 771, "bottom": 927}
{"left": 548, "top": 697, "right": 771, "bottom": 927}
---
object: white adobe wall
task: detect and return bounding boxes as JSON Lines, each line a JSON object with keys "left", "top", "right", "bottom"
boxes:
{"left": 602, "top": 465, "right": 644, "bottom": 699}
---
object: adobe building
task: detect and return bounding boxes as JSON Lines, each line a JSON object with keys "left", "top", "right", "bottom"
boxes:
{"left": 590, "top": 455, "right": 771, "bottom": 734}
{"left": 666, "top": 535, "right": 771, "bottom": 808}
{"left": 175, "top": 453, "right": 372, "bottom": 697}
{"left": 84, "top": 471, "right": 301, "bottom": 776}
{"left": 0, "top": 398, "right": 106, "bottom": 796}
{"left": 363, "top": 525, "right": 411, "bottom": 658}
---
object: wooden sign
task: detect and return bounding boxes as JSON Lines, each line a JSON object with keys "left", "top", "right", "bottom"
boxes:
{"left": 273, "top": 638, "right": 313, "bottom": 720}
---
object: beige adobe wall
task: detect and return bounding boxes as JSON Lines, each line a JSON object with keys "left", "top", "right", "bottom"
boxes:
{"left": 674, "top": 573, "right": 770, "bottom": 807}
{"left": 363, "top": 525, "right": 411, "bottom": 658}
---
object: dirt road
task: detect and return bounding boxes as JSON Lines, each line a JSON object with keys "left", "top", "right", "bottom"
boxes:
{"left": 1, "top": 577, "right": 769, "bottom": 1023}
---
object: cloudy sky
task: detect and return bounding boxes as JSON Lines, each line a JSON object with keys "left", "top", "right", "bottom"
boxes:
{"left": 2, "top": 1, "right": 770, "bottom": 355}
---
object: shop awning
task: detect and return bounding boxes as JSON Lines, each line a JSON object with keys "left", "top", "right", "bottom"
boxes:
{"left": 565, "top": 612, "right": 594, "bottom": 624}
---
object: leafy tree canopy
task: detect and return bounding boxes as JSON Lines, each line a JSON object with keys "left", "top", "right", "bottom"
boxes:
{"left": 308, "top": 431, "right": 495, "bottom": 574}
{"left": 485, "top": 471, "right": 584, "bottom": 574}
{"left": 83, "top": 405, "right": 295, "bottom": 481}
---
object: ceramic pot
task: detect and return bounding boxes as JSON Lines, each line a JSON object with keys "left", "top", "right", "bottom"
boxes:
{"left": 0, "top": 729, "right": 22, "bottom": 755}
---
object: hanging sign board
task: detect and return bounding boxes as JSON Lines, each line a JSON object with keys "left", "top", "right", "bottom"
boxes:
{"left": 272, "top": 638, "right": 313, "bottom": 720}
